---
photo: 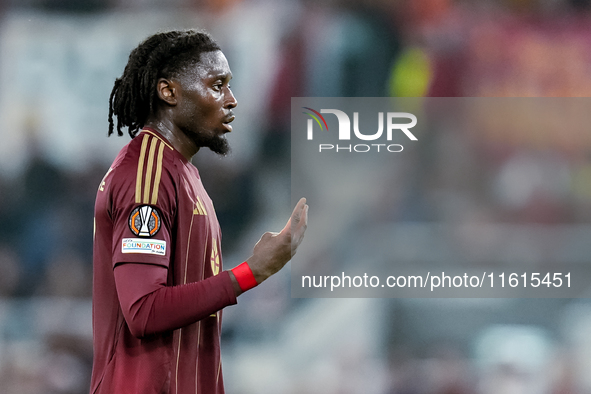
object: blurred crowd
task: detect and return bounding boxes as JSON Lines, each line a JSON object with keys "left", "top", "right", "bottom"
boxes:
{"left": 2, "top": 0, "right": 591, "bottom": 393}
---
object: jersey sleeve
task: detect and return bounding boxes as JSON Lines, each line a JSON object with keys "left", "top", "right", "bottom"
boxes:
{"left": 108, "top": 145, "right": 176, "bottom": 269}
{"left": 114, "top": 263, "right": 237, "bottom": 338}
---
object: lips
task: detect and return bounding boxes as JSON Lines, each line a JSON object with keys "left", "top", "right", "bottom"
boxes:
{"left": 222, "top": 114, "right": 235, "bottom": 132}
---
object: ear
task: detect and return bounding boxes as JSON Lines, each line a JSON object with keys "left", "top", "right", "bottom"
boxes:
{"left": 156, "top": 78, "right": 178, "bottom": 106}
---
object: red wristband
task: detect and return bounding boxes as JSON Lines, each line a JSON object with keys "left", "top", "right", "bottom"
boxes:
{"left": 231, "top": 262, "right": 258, "bottom": 292}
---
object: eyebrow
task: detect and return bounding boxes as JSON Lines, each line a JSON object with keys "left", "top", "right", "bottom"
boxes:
{"left": 209, "top": 71, "right": 232, "bottom": 80}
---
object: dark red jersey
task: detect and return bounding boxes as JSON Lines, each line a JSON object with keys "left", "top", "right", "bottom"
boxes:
{"left": 91, "top": 128, "right": 237, "bottom": 394}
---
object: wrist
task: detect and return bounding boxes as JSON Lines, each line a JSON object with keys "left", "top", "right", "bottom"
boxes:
{"left": 230, "top": 262, "right": 258, "bottom": 292}
{"left": 228, "top": 270, "right": 243, "bottom": 297}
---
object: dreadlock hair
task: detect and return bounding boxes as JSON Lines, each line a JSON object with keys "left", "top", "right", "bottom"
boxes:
{"left": 108, "top": 29, "right": 221, "bottom": 138}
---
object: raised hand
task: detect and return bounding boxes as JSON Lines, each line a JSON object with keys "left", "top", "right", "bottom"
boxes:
{"left": 246, "top": 198, "right": 308, "bottom": 284}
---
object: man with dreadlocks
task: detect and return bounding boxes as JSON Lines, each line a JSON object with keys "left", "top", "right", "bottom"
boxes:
{"left": 91, "top": 30, "right": 308, "bottom": 393}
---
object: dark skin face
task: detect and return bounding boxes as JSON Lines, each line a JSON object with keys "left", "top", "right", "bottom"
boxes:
{"left": 146, "top": 50, "right": 238, "bottom": 160}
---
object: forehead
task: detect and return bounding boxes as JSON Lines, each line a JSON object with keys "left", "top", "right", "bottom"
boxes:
{"left": 184, "top": 50, "right": 232, "bottom": 82}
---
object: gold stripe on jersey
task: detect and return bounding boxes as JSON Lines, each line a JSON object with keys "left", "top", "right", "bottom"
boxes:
{"left": 151, "top": 141, "right": 165, "bottom": 205}
{"left": 175, "top": 328, "right": 183, "bottom": 394}
{"left": 142, "top": 129, "right": 173, "bottom": 150}
{"left": 193, "top": 196, "right": 204, "bottom": 215}
{"left": 135, "top": 135, "right": 150, "bottom": 204}
{"left": 195, "top": 221, "right": 211, "bottom": 385}
{"left": 175, "top": 214, "right": 195, "bottom": 394}
{"left": 215, "top": 361, "right": 222, "bottom": 388}
{"left": 193, "top": 196, "right": 207, "bottom": 215}
{"left": 135, "top": 135, "right": 167, "bottom": 205}
{"left": 143, "top": 138, "right": 158, "bottom": 204}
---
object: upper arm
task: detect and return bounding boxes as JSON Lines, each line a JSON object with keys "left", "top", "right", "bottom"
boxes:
{"left": 109, "top": 146, "right": 177, "bottom": 270}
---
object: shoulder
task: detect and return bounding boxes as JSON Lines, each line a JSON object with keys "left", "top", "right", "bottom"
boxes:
{"left": 103, "top": 132, "right": 181, "bottom": 224}
{"left": 109, "top": 131, "right": 181, "bottom": 200}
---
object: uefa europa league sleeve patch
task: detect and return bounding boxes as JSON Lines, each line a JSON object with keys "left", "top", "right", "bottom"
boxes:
{"left": 128, "top": 205, "right": 162, "bottom": 237}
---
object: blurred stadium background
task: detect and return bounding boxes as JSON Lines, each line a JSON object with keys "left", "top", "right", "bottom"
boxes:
{"left": 2, "top": 0, "right": 591, "bottom": 393}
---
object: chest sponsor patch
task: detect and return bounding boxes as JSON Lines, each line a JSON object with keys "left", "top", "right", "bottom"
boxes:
{"left": 129, "top": 205, "right": 161, "bottom": 237}
{"left": 122, "top": 238, "right": 166, "bottom": 256}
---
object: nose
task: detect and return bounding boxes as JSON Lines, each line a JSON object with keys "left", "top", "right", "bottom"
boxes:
{"left": 225, "top": 88, "right": 237, "bottom": 109}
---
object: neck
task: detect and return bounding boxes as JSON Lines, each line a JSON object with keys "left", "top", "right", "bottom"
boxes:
{"left": 144, "top": 118, "right": 199, "bottom": 161}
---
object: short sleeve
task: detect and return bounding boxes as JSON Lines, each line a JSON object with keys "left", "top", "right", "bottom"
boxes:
{"left": 109, "top": 141, "right": 177, "bottom": 269}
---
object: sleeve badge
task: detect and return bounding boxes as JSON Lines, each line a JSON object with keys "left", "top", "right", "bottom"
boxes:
{"left": 128, "top": 205, "right": 162, "bottom": 237}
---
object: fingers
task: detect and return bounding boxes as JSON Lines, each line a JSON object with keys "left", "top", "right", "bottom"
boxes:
{"left": 292, "top": 204, "right": 308, "bottom": 247}
{"left": 295, "top": 203, "right": 308, "bottom": 232}
{"left": 251, "top": 199, "right": 308, "bottom": 276}
{"left": 293, "top": 197, "right": 307, "bottom": 216}
{"left": 280, "top": 197, "right": 307, "bottom": 235}
{"left": 289, "top": 201, "right": 308, "bottom": 255}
